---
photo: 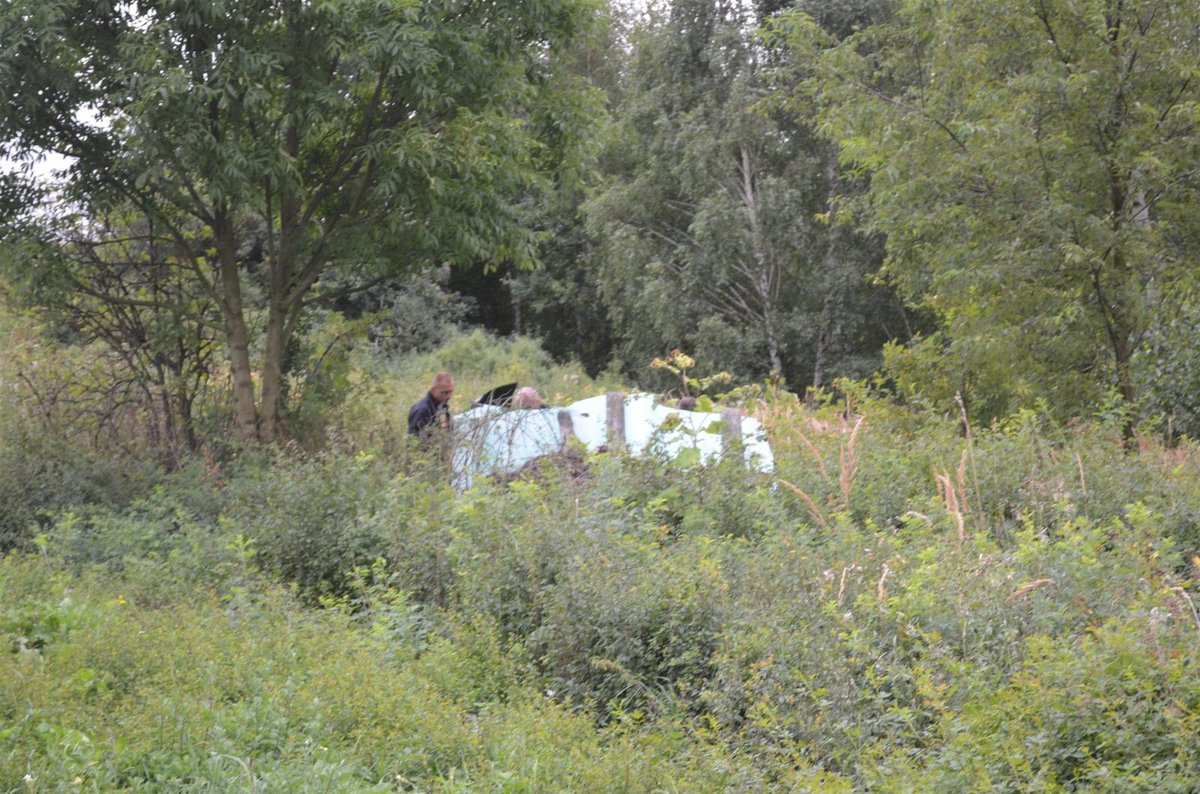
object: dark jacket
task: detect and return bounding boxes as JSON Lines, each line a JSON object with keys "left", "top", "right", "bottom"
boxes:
{"left": 408, "top": 392, "right": 451, "bottom": 437}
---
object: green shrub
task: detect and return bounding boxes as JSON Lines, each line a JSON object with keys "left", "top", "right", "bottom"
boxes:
{"left": 0, "top": 309, "right": 167, "bottom": 551}
{"left": 362, "top": 469, "right": 460, "bottom": 607}
{"left": 701, "top": 499, "right": 1192, "bottom": 783}
{"left": 440, "top": 478, "right": 583, "bottom": 637}
{"left": 0, "top": 555, "right": 755, "bottom": 792}
{"left": 588, "top": 455, "right": 796, "bottom": 542}
{"left": 871, "top": 611, "right": 1200, "bottom": 791}
{"left": 530, "top": 529, "right": 727, "bottom": 718}
{"left": 0, "top": 418, "right": 161, "bottom": 552}
{"left": 220, "top": 449, "right": 399, "bottom": 601}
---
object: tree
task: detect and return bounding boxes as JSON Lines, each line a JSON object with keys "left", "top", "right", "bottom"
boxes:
{"left": 781, "top": 0, "right": 1200, "bottom": 426}
{"left": 1, "top": 0, "right": 595, "bottom": 442}
{"left": 52, "top": 209, "right": 223, "bottom": 459}
{"left": 585, "top": 0, "right": 910, "bottom": 388}
{"left": 505, "top": 1, "right": 628, "bottom": 376}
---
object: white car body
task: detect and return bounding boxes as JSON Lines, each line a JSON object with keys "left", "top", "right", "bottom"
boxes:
{"left": 451, "top": 392, "right": 773, "bottom": 489}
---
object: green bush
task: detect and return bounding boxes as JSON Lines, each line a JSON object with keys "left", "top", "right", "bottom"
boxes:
{"left": 0, "top": 555, "right": 750, "bottom": 792}
{"left": 871, "top": 611, "right": 1200, "bottom": 791}
{"left": 0, "top": 418, "right": 161, "bottom": 552}
{"left": 529, "top": 528, "right": 727, "bottom": 718}
{"left": 220, "top": 449, "right": 400, "bottom": 601}
{"left": 589, "top": 455, "right": 796, "bottom": 542}
{"left": 700, "top": 499, "right": 1194, "bottom": 782}
{"left": 0, "top": 309, "right": 167, "bottom": 551}
{"left": 440, "top": 478, "right": 583, "bottom": 636}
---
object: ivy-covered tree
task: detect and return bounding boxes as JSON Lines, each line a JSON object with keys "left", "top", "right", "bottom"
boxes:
{"left": 1, "top": 0, "right": 596, "bottom": 442}
{"left": 781, "top": 0, "right": 1200, "bottom": 427}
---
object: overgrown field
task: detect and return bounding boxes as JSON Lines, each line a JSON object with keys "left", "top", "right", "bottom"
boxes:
{"left": 3, "top": 336, "right": 1200, "bottom": 792}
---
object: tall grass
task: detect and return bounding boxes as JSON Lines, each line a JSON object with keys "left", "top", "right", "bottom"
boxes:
{"left": 5, "top": 322, "right": 1200, "bottom": 790}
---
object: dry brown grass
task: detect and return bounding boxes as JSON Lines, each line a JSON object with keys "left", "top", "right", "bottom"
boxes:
{"left": 763, "top": 397, "right": 866, "bottom": 527}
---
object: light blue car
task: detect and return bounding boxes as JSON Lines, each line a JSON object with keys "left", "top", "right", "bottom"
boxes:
{"left": 451, "top": 389, "right": 773, "bottom": 490}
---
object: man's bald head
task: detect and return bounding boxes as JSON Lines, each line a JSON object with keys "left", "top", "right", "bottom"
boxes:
{"left": 513, "top": 386, "right": 544, "bottom": 409}
{"left": 429, "top": 373, "right": 454, "bottom": 404}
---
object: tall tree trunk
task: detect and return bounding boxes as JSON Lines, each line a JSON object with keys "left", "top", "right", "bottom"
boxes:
{"left": 259, "top": 301, "right": 287, "bottom": 443}
{"left": 1104, "top": 157, "right": 1140, "bottom": 442}
{"left": 215, "top": 212, "right": 260, "bottom": 442}
{"left": 763, "top": 304, "right": 784, "bottom": 375}
{"left": 813, "top": 292, "right": 835, "bottom": 390}
{"left": 1094, "top": 250, "right": 1137, "bottom": 443}
{"left": 257, "top": 134, "right": 302, "bottom": 444}
{"left": 814, "top": 159, "right": 843, "bottom": 390}
{"left": 259, "top": 239, "right": 291, "bottom": 444}
{"left": 177, "top": 385, "right": 198, "bottom": 452}
{"left": 159, "top": 386, "right": 177, "bottom": 466}
{"left": 739, "top": 144, "right": 783, "bottom": 375}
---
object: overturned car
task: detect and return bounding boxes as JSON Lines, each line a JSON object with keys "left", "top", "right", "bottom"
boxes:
{"left": 450, "top": 387, "right": 774, "bottom": 490}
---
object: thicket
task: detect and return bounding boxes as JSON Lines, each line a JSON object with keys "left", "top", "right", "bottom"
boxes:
{"left": 4, "top": 331, "right": 1200, "bottom": 791}
{"left": 5, "top": 0, "right": 1200, "bottom": 788}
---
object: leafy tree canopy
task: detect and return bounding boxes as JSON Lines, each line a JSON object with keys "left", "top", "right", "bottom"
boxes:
{"left": 586, "top": 0, "right": 910, "bottom": 389}
{"left": 1, "top": 0, "right": 599, "bottom": 442}
{"left": 778, "top": 0, "right": 1200, "bottom": 427}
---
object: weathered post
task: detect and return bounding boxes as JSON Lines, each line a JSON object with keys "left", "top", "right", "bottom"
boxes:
{"left": 606, "top": 391, "right": 626, "bottom": 451}
{"left": 721, "top": 407, "right": 743, "bottom": 458}
{"left": 557, "top": 409, "right": 575, "bottom": 445}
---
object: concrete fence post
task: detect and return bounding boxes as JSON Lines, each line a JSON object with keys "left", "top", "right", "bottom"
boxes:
{"left": 721, "top": 407, "right": 743, "bottom": 458}
{"left": 557, "top": 410, "right": 575, "bottom": 445}
{"left": 606, "top": 391, "right": 626, "bottom": 450}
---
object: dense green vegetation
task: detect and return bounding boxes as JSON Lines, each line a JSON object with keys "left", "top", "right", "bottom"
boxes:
{"left": 4, "top": 0, "right": 1200, "bottom": 791}
{"left": 4, "top": 325, "right": 1200, "bottom": 790}
{"left": 6, "top": 0, "right": 1200, "bottom": 432}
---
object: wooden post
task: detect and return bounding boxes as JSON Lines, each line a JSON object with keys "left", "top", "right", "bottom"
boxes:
{"left": 721, "top": 407, "right": 743, "bottom": 458}
{"left": 557, "top": 410, "right": 575, "bottom": 445}
{"left": 606, "top": 391, "right": 626, "bottom": 450}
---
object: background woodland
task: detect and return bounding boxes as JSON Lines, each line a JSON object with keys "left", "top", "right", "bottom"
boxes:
{"left": 3, "top": 1, "right": 1200, "bottom": 790}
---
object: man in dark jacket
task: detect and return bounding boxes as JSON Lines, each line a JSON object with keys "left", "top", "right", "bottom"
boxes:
{"left": 408, "top": 373, "right": 455, "bottom": 440}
